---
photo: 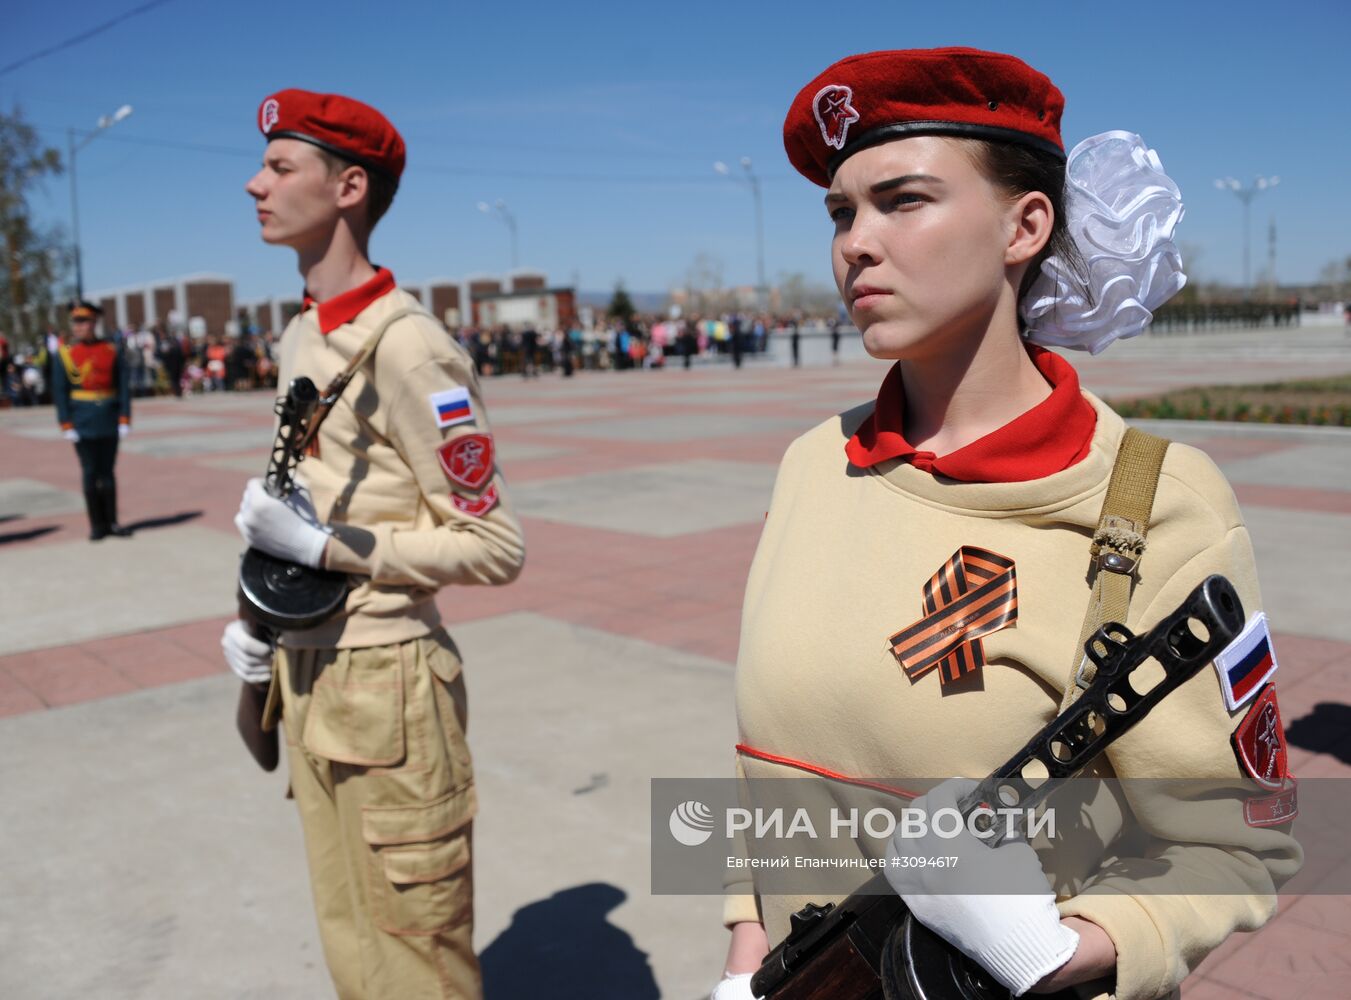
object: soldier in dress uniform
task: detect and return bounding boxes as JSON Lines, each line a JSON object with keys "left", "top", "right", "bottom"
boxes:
{"left": 52, "top": 300, "right": 132, "bottom": 540}
{"left": 220, "top": 89, "right": 524, "bottom": 1000}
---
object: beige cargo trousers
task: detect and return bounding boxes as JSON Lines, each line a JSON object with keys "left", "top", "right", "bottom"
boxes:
{"left": 269, "top": 629, "right": 481, "bottom": 999}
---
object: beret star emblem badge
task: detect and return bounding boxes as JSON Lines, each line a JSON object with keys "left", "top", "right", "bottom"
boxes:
{"left": 260, "top": 98, "right": 280, "bottom": 133}
{"left": 437, "top": 433, "right": 494, "bottom": 492}
{"left": 813, "top": 84, "right": 860, "bottom": 150}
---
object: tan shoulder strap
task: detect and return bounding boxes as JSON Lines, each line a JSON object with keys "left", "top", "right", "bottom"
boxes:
{"left": 338, "top": 306, "right": 418, "bottom": 383}
{"left": 295, "top": 307, "right": 417, "bottom": 452}
{"left": 1060, "top": 427, "right": 1170, "bottom": 709}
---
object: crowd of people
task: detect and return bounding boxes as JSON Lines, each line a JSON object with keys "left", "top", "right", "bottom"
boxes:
{"left": 1, "top": 310, "right": 845, "bottom": 405}
{"left": 456, "top": 312, "right": 845, "bottom": 378}
{"left": 0, "top": 325, "right": 281, "bottom": 406}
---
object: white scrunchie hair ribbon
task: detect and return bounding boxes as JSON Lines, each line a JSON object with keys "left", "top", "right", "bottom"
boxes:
{"left": 1021, "top": 130, "right": 1186, "bottom": 355}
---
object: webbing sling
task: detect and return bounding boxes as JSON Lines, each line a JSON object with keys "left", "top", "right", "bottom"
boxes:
{"left": 1060, "top": 427, "right": 1171, "bottom": 710}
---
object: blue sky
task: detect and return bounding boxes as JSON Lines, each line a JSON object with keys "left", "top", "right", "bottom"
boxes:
{"left": 5, "top": 0, "right": 1349, "bottom": 302}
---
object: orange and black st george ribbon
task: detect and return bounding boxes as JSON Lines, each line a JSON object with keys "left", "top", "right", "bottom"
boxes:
{"left": 889, "top": 546, "right": 1018, "bottom": 686}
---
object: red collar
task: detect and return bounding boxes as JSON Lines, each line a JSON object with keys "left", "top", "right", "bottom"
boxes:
{"left": 845, "top": 345, "right": 1097, "bottom": 483}
{"left": 302, "top": 267, "right": 396, "bottom": 334}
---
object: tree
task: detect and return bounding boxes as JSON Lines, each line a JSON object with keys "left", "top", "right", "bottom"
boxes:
{"left": 1, "top": 104, "right": 68, "bottom": 343}
{"left": 608, "top": 282, "right": 636, "bottom": 326}
{"left": 682, "top": 251, "right": 726, "bottom": 314}
{"left": 1317, "top": 256, "right": 1350, "bottom": 300}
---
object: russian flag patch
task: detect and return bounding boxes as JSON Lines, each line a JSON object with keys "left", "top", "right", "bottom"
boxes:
{"left": 1212, "top": 611, "right": 1278, "bottom": 712}
{"left": 429, "top": 386, "right": 475, "bottom": 429}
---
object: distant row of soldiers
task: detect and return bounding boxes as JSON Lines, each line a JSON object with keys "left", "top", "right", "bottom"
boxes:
{"left": 1150, "top": 301, "right": 1302, "bottom": 332}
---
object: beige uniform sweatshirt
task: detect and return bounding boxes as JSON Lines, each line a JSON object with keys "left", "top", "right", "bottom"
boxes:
{"left": 274, "top": 286, "right": 524, "bottom": 649}
{"left": 726, "top": 392, "right": 1300, "bottom": 1000}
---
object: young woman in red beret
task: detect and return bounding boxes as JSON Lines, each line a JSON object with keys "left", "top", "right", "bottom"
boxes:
{"left": 714, "top": 48, "right": 1298, "bottom": 1000}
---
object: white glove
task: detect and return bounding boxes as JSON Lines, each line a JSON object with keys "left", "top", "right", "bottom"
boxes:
{"left": 118, "top": 423, "right": 130, "bottom": 439}
{"left": 885, "top": 778, "right": 1079, "bottom": 996}
{"left": 710, "top": 972, "right": 760, "bottom": 1000}
{"left": 63, "top": 428, "right": 80, "bottom": 443}
{"left": 221, "top": 620, "right": 274, "bottom": 685}
{"left": 234, "top": 477, "right": 330, "bottom": 568}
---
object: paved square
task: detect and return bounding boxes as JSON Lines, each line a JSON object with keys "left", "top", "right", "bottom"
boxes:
{"left": 1, "top": 325, "right": 1349, "bottom": 998}
{"left": 7, "top": 413, "right": 219, "bottom": 440}
{"left": 193, "top": 452, "right": 272, "bottom": 473}
{"left": 508, "top": 459, "right": 779, "bottom": 536}
{"left": 0, "top": 525, "right": 240, "bottom": 656}
{"left": 0, "top": 611, "right": 733, "bottom": 1000}
{"left": 1245, "top": 507, "right": 1351, "bottom": 643}
{"left": 0, "top": 479, "right": 85, "bottom": 519}
{"left": 539, "top": 412, "right": 808, "bottom": 442}
{"left": 1219, "top": 444, "right": 1351, "bottom": 494}
{"left": 484, "top": 405, "right": 614, "bottom": 428}
{"left": 121, "top": 428, "right": 274, "bottom": 457}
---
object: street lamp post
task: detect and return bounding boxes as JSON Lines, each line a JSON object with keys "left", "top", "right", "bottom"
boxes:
{"left": 68, "top": 104, "right": 133, "bottom": 299}
{"left": 1214, "top": 175, "right": 1279, "bottom": 297}
{"left": 714, "top": 157, "right": 767, "bottom": 311}
{"left": 477, "top": 199, "right": 519, "bottom": 270}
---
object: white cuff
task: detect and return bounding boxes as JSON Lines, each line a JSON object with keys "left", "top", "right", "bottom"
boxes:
{"left": 981, "top": 898, "right": 1080, "bottom": 996}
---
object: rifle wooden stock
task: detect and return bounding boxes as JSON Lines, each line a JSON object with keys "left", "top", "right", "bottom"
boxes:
{"left": 765, "top": 930, "right": 885, "bottom": 1000}
{"left": 752, "top": 883, "right": 901, "bottom": 999}
{"left": 235, "top": 677, "right": 278, "bottom": 772}
{"left": 234, "top": 605, "right": 279, "bottom": 772}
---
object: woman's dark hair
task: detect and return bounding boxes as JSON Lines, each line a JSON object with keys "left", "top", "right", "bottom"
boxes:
{"left": 964, "top": 140, "right": 1091, "bottom": 320}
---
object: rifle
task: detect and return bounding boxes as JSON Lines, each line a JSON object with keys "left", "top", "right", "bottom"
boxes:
{"left": 234, "top": 375, "right": 351, "bottom": 771}
{"left": 751, "top": 574, "right": 1245, "bottom": 1000}
{"left": 232, "top": 309, "right": 412, "bottom": 772}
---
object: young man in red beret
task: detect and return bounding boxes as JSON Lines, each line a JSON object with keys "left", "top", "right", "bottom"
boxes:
{"left": 225, "top": 89, "right": 524, "bottom": 999}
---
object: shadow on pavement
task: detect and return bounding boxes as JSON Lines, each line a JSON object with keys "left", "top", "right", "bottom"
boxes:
{"left": 480, "top": 882, "right": 659, "bottom": 999}
{"left": 1286, "top": 702, "right": 1351, "bottom": 765}
{"left": 0, "top": 524, "right": 60, "bottom": 545}
{"left": 123, "top": 511, "right": 204, "bottom": 533}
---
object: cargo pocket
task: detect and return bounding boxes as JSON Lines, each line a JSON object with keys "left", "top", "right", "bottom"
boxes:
{"left": 362, "top": 784, "right": 477, "bottom": 936}
{"left": 425, "top": 632, "right": 474, "bottom": 776}
{"left": 301, "top": 646, "right": 405, "bottom": 767}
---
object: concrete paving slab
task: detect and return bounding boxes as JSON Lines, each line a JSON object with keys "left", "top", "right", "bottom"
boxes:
{"left": 8, "top": 413, "right": 218, "bottom": 439}
{"left": 1130, "top": 419, "right": 1351, "bottom": 444}
{"left": 508, "top": 459, "right": 778, "bottom": 536}
{"left": 0, "top": 406, "right": 59, "bottom": 428}
{"left": 485, "top": 382, "right": 649, "bottom": 401}
{"left": 1245, "top": 506, "right": 1351, "bottom": 642}
{"left": 464, "top": 612, "right": 734, "bottom": 1000}
{"left": 0, "top": 675, "right": 328, "bottom": 1000}
{"left": 494, "top": 440, "right": 579, "bottom": 464}
{"left": 0, "top": 525, "right": 240, "bottom": 656}
{"left": 486, "top": 405, "right": 614, "bottom": 428}
{"left": 192, "top": 441, "right": 577, "bottom": 475}
{"left": 194, "top": 452, "right": 271, "bottom": 473}
{"left": 0, "top": 611, "right": 736, "bottom": 1000}
{"left": 662, "top": 389, "right": 804, "bottom": 406}
{"left": 121, "top": 428, "right": 274, "bottom": 457}
{"left": 1215, "top": 444, "right": 1351, "bottom": 494}
{"left": 0, "top": 478, "right": 85, "bottom": 519}
{"left": 159, "top": 393, "right": 279, "bottom": 413}
{"left": 540, "top": 412, "right": 807, "bottom": 442}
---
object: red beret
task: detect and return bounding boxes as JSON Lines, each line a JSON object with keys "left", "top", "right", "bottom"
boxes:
{"left": 784, "top": 47, "right": 1065, "bottom": 187}
{"left": 258, "top": 88, "right": 405, "bottom": 183}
